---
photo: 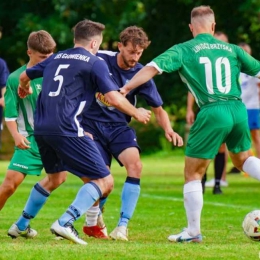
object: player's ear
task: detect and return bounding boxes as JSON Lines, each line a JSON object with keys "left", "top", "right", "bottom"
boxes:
{"left": 189, "top": 24, "right": 193, "bottom": 33}
{"left": 27, "top": 49, "right": 31, "bottom": 57}
{"left": 92, "top": 40, "right": 97, "bottom": 48}
{"left": 211, "top": 22, "right": 216, "bottom": 33}
{"left": 117, "top": 42, "right": 122, "bottom": 51}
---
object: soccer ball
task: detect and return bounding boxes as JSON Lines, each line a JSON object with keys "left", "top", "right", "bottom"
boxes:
{"left": 242, "top": 210, "right": 260, "bottom": 241}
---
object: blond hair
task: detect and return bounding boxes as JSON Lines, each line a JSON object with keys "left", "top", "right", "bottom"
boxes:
{"left": 191, "top": 5, "right": 215, "bottom": 25}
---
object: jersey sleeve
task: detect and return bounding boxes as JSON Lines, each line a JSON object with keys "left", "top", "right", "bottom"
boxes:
{"left": 152, "top": 45, "right": 182, "bottom": 73}
{"left": 235, "top": 45, "right": 260, "bottom": 76}
{"left": 136, "top": 79, "right": 163, "bottom": 107}
{"left": 26, "top": 55, "right": 54, "bottom": 79}
{"left": 91, "top": 59, "right": 120, "bottom": 93}
{"left": 4, "top": 75, "right": 19, "bottom": 120}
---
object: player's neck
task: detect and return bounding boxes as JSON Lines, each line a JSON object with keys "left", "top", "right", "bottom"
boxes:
{"left": 26, "top": 60, "right": 35, "bottom": 69}
{"left": 117, "top": 53, "right": 130, "bottom": 70}
{"left": 74, "top": 44, "right": 94, "bottom": 55}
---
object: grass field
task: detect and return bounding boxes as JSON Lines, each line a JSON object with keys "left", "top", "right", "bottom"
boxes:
{"left": 0, "top": 150, "right": 259, "bottom": 260}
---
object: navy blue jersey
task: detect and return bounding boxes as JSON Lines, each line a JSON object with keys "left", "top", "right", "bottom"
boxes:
{"left": 82, "top": 50, "right": 163, "bottom": 123}
{"left": 26, "top": 47, "right": 119, "bottom": 137}
{"left": 0, "top": 58, "right": 9, "bottom": 91}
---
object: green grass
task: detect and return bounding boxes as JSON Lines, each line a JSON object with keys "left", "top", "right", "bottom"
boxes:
{"left": 0, "top": 151, "right": 259, "bottom": 259}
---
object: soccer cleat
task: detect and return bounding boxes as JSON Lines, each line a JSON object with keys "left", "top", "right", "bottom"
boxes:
{"left": 220, "top": 180, "right": 228, "bottom": 187}
{"left": 109, "top": 226, "right": 128, "bottom": 241}
{"left": 82, "top": 225, "right": 109, "bottom": 239}
{"left": 8, "top": 223, "right": 37, "bottom": 239}
{"left": 97, "top": 214, "right": 108, "bottom": 236}
{"left": 168, "top": 229, "right": 202, "bottom": 243}
{"left": 50, "top": 220, "right": 87, "bottom": 245}
{"left": 205, "top": 179, "right": 228, "bottom": 187}
{"left": 213, "top": 185, "right": 223, "bottom": 195}
{"left": 228, "top": 166, "right": 240, "bottom": 174}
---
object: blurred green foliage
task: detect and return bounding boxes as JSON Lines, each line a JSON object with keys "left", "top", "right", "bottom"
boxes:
{"left": 0, "top": 0, "right": 260, "bottom": 154}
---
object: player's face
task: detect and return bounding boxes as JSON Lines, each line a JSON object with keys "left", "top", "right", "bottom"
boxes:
{"left": 118, "top": 42, "right": 144, "bottom": 69}
{"left": 27, "top": 50, "right": 53, "bottom": 66}
{"left": 241, "top": 45, "right": 252, "bottom": 55}
{"left": 214, "top": 34, "right": 228, "bottom": 43}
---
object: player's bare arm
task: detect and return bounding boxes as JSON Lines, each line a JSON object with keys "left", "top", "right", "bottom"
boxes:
{"left": 186, "top": 92, "right": 195, "bottom": 125}
{"left": 120, "top": 66, "right": 159, "bottom": 95}
{"left": 18, "top": 71, "right": 33, "bottom": 98}
{"left": 5, "top": 121, "right": 31, "bottom": 149}
{"left": 104, "top": 90, "right": 151, "bottom": 124}
{"left": 152, "top": 106, "right": 183, "bottom": 147}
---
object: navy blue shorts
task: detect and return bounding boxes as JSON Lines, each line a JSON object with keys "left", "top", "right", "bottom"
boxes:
{"left": 35, "top": 135, "right": 110, "bottom": 179}
{"left": 83, "top": 121, "right": 140, "bottom": 167}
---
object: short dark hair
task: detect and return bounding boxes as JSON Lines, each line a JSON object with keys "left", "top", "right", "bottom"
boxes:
{"left": 27, "top": 30, "right": 56, "bottom": 54}
{"left": 73, "top": 19, "right": 105, "bottom": 43}
{"left": 119, "top": 26, "right": 151, "bottom": 49}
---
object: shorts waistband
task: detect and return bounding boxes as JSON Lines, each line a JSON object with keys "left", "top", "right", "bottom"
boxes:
{"left": 201, "top": 98, "right": 241, "bottom": 108}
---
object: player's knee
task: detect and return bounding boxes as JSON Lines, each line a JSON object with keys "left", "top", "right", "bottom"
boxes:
{"left": 57, "top": 171, "right": 67, "bottom": 185}
{"left": 1, "top": 180, "right": 17, "bottom": 196}
{"left": 126, "top": 160, "right": 142, "bottom": 178}
{"left": 101, "top": 174, "right": 114, "bottom": 196}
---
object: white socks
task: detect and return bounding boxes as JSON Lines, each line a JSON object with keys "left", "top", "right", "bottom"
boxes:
{"left": 243, "top": 156, "right": 260, "bottom": 181}
{"left": 85, "top": 205, "right": 99, "bottom": 226}
{"left": 183, "top": 180, "right": 203, "bottom": 236}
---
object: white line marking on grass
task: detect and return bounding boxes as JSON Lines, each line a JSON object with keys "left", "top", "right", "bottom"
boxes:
{"left": 141, "top": 193, "right": 256, "bottom": 210}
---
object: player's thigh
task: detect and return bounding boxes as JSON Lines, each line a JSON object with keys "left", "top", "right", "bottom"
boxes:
{"left": 184, "top": 156, "right": 211, "bottom": 182}
{"left": 226, "top": 104, "right": 251, "bottom": 154}
{"left": 118, "top": 147, "right": 142, "bottom": 178}
{"left": 35, "top": 135, "right": 64, "bottom": 174}
{"left": 229, "top": 150, "right": 251, "bottom": 170}
{"left": 109, "top": 126, "right": 141, "bottom": 166}
{"left": 94, "top": 140, "right": 112, "bottom": 167}
{"left": 1, "top": 169, "right": 26, "bottom": 189}
{"left": 51, "top": 135, "right": 110, "bottom": 179}
{"left": 186, "top": 105, "right": 232, "bottom": 159}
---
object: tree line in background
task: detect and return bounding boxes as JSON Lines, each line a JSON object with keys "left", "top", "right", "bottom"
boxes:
{"left": 0, "top": 0, "right": 260, "bottom": 154}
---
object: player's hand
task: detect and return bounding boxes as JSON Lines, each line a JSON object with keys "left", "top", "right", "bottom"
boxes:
{"left": 13, "top": 133, "right": 31, "bottom": 149}
{"left": 84, "top": 131, "right": 93, "bottom": 140}
{"left": 186, "top": 109, "right": 195, "bottom": 125}
{"left": 134, "top": 107, "right": 151, "bottom": 124}
{"left": 165, "top": 130, "right": 184, "bottom": 147}
{"left": 119, "top": 87, "right": 128, "bottom": 97}
{"left": 18, "top": 85, "right": 33, "bottom": 99}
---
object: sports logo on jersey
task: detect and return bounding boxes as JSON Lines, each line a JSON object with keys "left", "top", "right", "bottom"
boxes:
{"left": 35, "top": 84, "right": 42, "bottom": 94}
{"left": 35, "top": 84, "right": 42, "bottom": 90}
{"left": 95, "top": 92, "right": 115, "bottom": 110}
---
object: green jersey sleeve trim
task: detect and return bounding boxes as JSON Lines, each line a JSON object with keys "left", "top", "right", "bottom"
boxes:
{"left": 146, "top": 61, "right": 163, "bottom": 74}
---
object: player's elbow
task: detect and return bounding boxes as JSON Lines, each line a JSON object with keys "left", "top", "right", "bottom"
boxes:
{"left": 104, "top": 91, "right": 122, "bottom": 108}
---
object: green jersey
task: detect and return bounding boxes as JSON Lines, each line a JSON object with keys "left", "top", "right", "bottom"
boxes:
{"left": 5, "top": 64, "right": 42, "bottom": 137}
{"left": 151, "top": 33, "right": 260, "bottom": 107}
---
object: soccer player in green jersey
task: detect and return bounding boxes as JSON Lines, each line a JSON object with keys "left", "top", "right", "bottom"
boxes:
{"left": 0, "top": 31, "right": 65, "bottom": 219}
{"left": 187, "top": 32, "right": 229, "bottom": 195}
{"left": 121, "top": 5, "right": 260, "bottom": 242}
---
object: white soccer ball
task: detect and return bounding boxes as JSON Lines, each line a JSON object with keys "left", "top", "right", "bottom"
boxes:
{"left": 242, "top": 210, "right": 260, "bottom": 241}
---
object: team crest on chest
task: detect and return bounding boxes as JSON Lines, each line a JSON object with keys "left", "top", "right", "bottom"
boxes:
{"left": 95, "top": 92, "right": 115, "bottom": 110}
